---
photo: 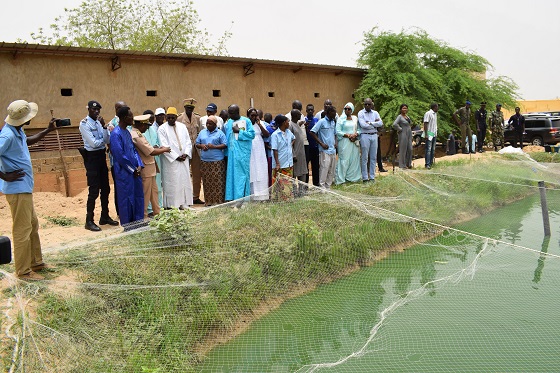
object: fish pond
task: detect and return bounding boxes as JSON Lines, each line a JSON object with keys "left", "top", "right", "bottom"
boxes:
{"left": 200, "top": 192, "right": 560, "bottom": 372}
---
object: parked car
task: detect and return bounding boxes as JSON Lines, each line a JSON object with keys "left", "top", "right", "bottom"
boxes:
{"left": 411, "top": 126, "right": 447, "bottom": 148}
{"left": 526, "top": 111, "right": 560, "bottom": 117}
{"left": 502, "top": 115, "right": 560, "bottom": 146}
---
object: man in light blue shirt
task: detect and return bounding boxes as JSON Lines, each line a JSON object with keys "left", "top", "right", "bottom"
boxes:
{"left": 79, "top": 100, "right": 118, "bottom": 231}
{"left": 151, "top": 107, "right": 166, "bottom": 210}
{"left": 357, "top": 98, "right": 384, "bottom": 182}
{"left": 0, "top": 100, "right": 56, "bottom": 280}
{"left": 310, "top": 106, "right": 337, "bottom": 189}
{"left": 271, "top": 121, "right": 295, "bottom": 170}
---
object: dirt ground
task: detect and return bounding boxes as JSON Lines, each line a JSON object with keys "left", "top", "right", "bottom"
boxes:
{"left": 0, "top": 145, "right": 543, "bottom": 250}
{"left": 0, "top": 188, "right": 123, "bottom": 251}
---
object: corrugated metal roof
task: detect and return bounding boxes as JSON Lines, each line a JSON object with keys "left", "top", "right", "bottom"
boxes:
{"left": 0, "top": 42, "right": 365, "bottom": 74}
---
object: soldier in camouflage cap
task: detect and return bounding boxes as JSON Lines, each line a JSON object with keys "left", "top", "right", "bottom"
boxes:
{"left": 489, "top": 103, "right": 505, "bottom": 151}
{"left": 452, "top": 101, "right": 474, "bottom": 154}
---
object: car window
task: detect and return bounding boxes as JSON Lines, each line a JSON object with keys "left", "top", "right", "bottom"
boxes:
{"left": 525, "top": 120, "right": 536, "bottom": 129}
{"left": 532, "top": 120, "right": 547, "bottom": 128}
{"left": 551, "top": 119, "right": 560, "bottom": 128}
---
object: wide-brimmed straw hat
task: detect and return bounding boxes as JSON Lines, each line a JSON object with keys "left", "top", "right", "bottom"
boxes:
{"left": 5, "top": 100, "right": 38, "bottom": 126}
{"left": 133, "top": 114, "right": 151, "bottom": 124}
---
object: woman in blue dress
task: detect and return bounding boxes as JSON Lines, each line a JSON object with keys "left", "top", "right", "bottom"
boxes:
{"left": 335, "top": 102, "right": 362, "bottom": 184}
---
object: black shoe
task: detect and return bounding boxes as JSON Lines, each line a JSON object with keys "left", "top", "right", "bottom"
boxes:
{"left": 85, "top": 220, "right": 101, "bottom": 231}
{"left": 193, "top": 198, "right": 205, "bottom": 205}
{"left": 379, "top": 168, "right": 388, "bottom": 173}
{"left": 99, "top": 216, "right": 119, "bottom": 226}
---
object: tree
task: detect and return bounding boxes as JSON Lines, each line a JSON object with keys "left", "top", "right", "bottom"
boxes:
{"left": 355, "top": 28, "right": 518, "bottom": 137}
{"left": 29, "top": 0, "right": 231, "bottom": 55}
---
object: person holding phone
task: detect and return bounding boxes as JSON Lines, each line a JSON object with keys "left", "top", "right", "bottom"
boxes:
{"left": 1, "top": 100, "right": 56, "bottom": 280}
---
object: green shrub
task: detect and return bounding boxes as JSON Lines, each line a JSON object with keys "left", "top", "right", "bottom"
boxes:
{"left": 149, "top": 208, "right": 194, "bottom": 242}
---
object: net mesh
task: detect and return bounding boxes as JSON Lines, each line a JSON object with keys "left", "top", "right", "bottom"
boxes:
{"left": 1, "top": 153, "right": 560, "bottom": 372}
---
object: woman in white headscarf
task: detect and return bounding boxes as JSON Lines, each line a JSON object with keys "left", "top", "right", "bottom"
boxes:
{"left": 335, "top": 102, "right": 362, "bottom": 184}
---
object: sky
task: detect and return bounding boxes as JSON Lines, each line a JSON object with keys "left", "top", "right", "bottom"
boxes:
{"left": 2, "top": 0, "right": 559, "bottom": 101}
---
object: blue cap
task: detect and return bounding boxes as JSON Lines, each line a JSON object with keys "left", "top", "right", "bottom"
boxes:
{"left": 466, "top": 100, "right": 472, "bottom": 105}
{"left": 206, "top": 103, "right": 218, "bottom": 112}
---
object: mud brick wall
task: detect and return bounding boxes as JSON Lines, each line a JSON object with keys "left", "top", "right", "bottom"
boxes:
{"left": 30, "top": 150, "right": 109, "bottom": 197}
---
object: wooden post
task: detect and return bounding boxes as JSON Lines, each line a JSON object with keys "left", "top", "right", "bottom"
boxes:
{"left": 51, "top": 110, "right": 70, "bottom": 197}
{"left": 54, "top": 129, "right": 70, "bottom": 197}
{"left": 538, "top": 181, "right": 551, "bottom": 236}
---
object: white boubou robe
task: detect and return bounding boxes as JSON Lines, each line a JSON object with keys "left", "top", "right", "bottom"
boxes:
{"left": 158, "top": 121, "right": 193, "bottom": 208}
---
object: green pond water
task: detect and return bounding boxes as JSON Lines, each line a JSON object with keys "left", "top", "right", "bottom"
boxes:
{"left": 199, "top": 193, "right": 560, "bottom": 372}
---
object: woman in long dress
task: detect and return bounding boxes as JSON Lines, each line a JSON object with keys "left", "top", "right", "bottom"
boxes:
{"left": 195, "top": 116, "right": 227, "bottom": 206}
{"left": 335, "top": 102, "right": 362, "bottom": 184}
{"left": 248, "top": 108, "right": 270, "bottom": 201}
{"left": 392, "top": 104, "right": 413, "bottom": 169}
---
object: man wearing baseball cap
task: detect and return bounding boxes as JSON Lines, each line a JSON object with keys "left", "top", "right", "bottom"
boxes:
{"left": 0, "top": 100, "right": 57, "bottom": 280}
{"left": 79, "top": 100, "right": 119, "bottom": 231}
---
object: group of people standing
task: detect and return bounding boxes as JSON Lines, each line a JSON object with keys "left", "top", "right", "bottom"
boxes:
{"left": 78, "top": 97, "right": 413, "bottom": 231}
{"left": 452, "top": 101, "right": 525, "bottom": 154}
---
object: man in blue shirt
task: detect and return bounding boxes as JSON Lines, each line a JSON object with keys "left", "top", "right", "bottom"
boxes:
{"left": 304, "top": 104, "right": 320, "bottom": 186}
{"left": 263, "top": 112, "right": 274, "bottom": 186}
{"left": 0, "top": 100, "right": 56, "bottom": 280}
{"left": 357, "top": 98, "right": 384, "bottom": 182}
{"left": 310, "top": 105, "right": 337, "bottom": 189}
{"left": 110, "top": 106, "right": 144, "bottom": 226}
{"left": 79, "top": 100, "right": 119, "bottom": 231}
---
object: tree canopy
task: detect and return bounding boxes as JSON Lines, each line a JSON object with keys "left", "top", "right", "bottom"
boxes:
{"left": 29, "top": 0, "right": 230, "bottom": 55}
{"left": 355, "top": 28, "right": 518, "bottom": 136}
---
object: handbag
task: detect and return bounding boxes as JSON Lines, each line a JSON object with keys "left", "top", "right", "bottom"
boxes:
{"left": 353, "top": 117, "right": 360, "bottom": 147}
{"left": 0, "top": 236, "right": 11, "bottom": 265}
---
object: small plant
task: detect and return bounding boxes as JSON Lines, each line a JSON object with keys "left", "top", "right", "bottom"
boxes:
{"left": 149, "top": 208, "right": 194, "bottom": 242}
{"left": 45, "top": 215, "right": 78, "bottom": 227}
{"left": 293, "top": 220, "right": 321, "bottom": 257}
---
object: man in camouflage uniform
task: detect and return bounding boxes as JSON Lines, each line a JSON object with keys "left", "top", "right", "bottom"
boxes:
{"left": 452, "top": 101, "right": 474, "bottom": 154}
{"left": 489, "top": 103, "right": 505, "bottom": 151}
{"left": 475, "top": 102, "right": 487, "bottom": 152}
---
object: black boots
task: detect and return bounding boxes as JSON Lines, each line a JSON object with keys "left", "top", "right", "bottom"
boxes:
{"left": 85, "top": 213, "right": 119, "bottom": 231}
{"left": 99, "top": 215, "right": 119, "bottom": 226}
{"left": 85, "top": 219, "right": 101, "bottom": 231}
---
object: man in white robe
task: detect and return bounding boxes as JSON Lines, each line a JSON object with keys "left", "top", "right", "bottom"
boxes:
{"left": 157, "top": 107, "right": 193, "bottom": 208}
